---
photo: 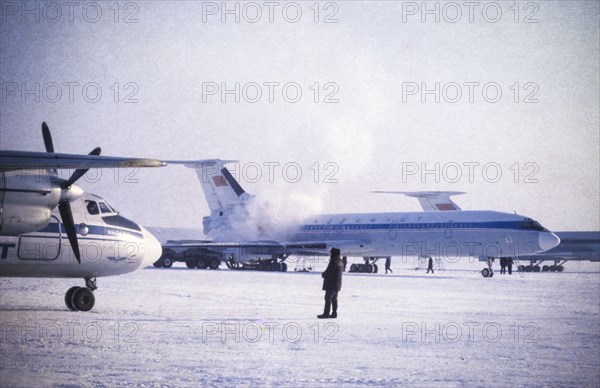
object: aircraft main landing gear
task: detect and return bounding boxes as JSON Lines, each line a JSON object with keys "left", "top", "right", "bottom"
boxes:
{"left": 481, "top": 268, "right": 494, "bottom": 278}
{"left": 65, "top": 277, "right": 97, "bottom": 312}
{"left": 348, "top": 257, "right": 379, "bottom": 273}
{"left": 481, "top": 257, "right": 494, "bottom": 278}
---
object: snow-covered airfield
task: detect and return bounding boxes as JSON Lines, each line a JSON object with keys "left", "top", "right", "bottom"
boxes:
{"left": 1, "top": 260, "right": 598, "bottom": 387}
{"left": 1, "top": 0, "right": 598, "bottom": 385}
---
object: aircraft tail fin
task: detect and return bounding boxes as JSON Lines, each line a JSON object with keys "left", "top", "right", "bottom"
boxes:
{"left": 372, "top": 191, "right": 464, "bottom": 211}
{"left": 167, "top": 159, "right": 253, "bottom": 235}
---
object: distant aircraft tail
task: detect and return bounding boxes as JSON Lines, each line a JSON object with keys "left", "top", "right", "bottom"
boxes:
{"left": 167, "top": 159, "right": 253, "bottom": 235}
{"left": 372, "top": 191, "right": 464, "bottom": 211}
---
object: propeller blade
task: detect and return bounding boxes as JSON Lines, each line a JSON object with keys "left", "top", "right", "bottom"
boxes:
{"left": 63, "top": 170, "right": 87, "bottom": 189}
{"left": 42, "top": 122, "right": 54, "bottom": 153}
{"left": 58, "top": 201, "right": 81, "bottom": 264}
{"left": 62, "top": 147, "right": 102, "bottom": 188}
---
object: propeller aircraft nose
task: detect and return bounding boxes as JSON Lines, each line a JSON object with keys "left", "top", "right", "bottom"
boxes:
{"left": 140, "top": 227, "right": 163, "bottom": 268}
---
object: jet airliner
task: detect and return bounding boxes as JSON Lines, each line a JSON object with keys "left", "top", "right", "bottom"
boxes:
{"left": 159, "top": 160, "right": 560, "bottom": 278}
{"left": 375, "top": 191, "right": 599, "bottom": 272}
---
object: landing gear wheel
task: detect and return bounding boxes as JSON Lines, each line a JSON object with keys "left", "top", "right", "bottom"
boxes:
{"left": 365, "top": 264, "right": 373, "bottom": 273}
{"left": 482, "top": 268, "right": 491, "bottom": 278}
{"left": 533, "top": 265, "right": 541, "bottom": 272}
{"left": 557, "top": 265, "right": 564, "bottom": 272}
{"left": 196, "top": 258, "right": 208, "bottom": 269}
{"left": 350, "top": 264, "right": 357, "bottom": 273}
{"left": 162, "top": 257, "right": 173, "bottom": 268}
{"left": 71, "top": 287, "right": 95, "bottom": 312}
{"left": 357, "top": 264, "right": 365, "bottom": 273}
{"left": 208, "top": 258, "right": 220, "bottom": 270}
{"left": 65, "top": 286, "right": 79, "bottom": 311}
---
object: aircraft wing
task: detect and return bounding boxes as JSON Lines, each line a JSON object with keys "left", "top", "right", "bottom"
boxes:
{"left": 372, "top": 191, "right": 464, "bottom": 211}
{"left": 520, "top": 231, "right": 600, "bottom": 262}
{"left": 162, "top": 239, "right": 373, "bottom": 257}
{"left": 524, "top": 252, "right": 599, "bottom": 262}
{"left": 285, "top": 240, "right": 373, "bottom": 255}
{"left": 162, "top": 240, "right": 288, "bottom": 256}
{"left": 163, "top": 241, "right": 285, "bottom": 250}
{"left": 0, "top": 150, "right": 164, "bottom": 171}
{"left": 165, "top": 159, "right": 238, "bottom": 167}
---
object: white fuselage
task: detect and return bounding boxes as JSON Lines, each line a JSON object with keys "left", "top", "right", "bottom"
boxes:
{"left": 280, "top": 210, "right": 558, "bottom": 260}
{"left": 0, "top": 193, "right": 162, "bottom": 278}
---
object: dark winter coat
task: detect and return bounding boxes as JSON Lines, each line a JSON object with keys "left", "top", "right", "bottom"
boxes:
{"left": 322, "top": 258, "right": 343, "bottom": 291}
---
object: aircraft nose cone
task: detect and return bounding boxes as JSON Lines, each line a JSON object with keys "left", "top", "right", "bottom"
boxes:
{"left": 538, "top": 232, "right": 560, "bottom": 252}
{"left": 140, "top": 227, "right": 162, "bottom": 267}
{"left": 62, "top": 183, "right": 84, "bottom": 202}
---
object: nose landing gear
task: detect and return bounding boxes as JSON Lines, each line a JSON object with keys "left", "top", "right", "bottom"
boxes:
{"left": 65, "top": 277, "right": 97, "bottom": 312}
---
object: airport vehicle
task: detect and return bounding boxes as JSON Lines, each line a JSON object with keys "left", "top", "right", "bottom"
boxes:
{"left": 155, "top": 160, "right": 560, "bottom": 278}
{"left": 0, "top": 122, "right": 163, "bottom": 311}
{"left": 156, "top": 239, "right": 290, "bottom": 271}
{"left": 154, "top": 239, "right": 220, "bottom": 270}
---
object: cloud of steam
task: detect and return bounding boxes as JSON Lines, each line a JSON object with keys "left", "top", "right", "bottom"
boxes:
{"left": 207, "top": 188, "right": 324, "bottom": 242}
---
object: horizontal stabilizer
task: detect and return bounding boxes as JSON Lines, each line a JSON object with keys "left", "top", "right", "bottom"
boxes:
{"left": 372, "top": 191, "right": 465, "bottom": 211}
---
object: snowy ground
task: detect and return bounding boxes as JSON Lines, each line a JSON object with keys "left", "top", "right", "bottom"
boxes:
{"left": 1, "top": 260, "right": 599, "bottom": 387}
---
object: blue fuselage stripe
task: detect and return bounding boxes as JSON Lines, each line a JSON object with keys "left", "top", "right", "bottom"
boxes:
{"left": 35, "top": 223, "right": 143, "bottom": 239}
{"left": 302, "top": 221, "right": 542, "bottom": 232}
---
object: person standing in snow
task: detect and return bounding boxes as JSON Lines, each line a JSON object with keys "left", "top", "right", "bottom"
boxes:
{"left": 500, "top": 257, "right": 507, "bottom": 274}
{"left": 426, "top": 257, "right": 434, "bottom": 274}
{"left": 318, "top": 248, "right": 343, "bottom": 319}
{"left": 385, "top": 257, "right": 393, "bottom": 274}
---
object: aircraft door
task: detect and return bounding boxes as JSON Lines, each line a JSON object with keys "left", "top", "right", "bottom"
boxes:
{"left": 17, "top": 215, "right": 62, "bottom": 261}
{"left": 0, "top": 172, "right": 5, "bottom": 232}
{"left": 444, "top": 221, "right": 453, "bottom": 239}
{"left": 388, "top": 221, "right": 398, "bottom": 240}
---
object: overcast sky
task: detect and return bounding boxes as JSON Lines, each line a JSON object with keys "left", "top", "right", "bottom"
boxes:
{"left": 1, "top": 1, "right": 598, "bottom": 232}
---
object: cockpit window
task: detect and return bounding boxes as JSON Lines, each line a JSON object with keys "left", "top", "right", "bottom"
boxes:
{"left": 99, "top": 201, "right": 113, "bottom": 214}
{"left": 522, "top": 220, "right": 549, "bottom": 232}
{"left": 86, "top": 200, "right": 99, "bottom": 215}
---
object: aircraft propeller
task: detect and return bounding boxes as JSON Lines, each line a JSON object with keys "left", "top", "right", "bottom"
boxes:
{"left": 42, "top": 122, "right": 101, "bottom": 264}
